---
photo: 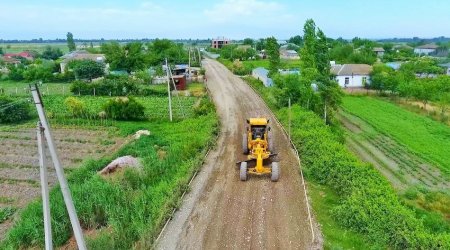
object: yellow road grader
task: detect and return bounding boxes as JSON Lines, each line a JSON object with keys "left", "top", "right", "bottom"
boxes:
{"left": 238, "top": 118, "right": 279, "bottom": 182}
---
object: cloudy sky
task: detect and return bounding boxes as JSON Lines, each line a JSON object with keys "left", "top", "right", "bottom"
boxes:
{"left": 1, "top": 0, "right": 449, "bottom": 40}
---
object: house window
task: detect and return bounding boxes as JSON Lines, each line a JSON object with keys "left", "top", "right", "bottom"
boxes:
{"left": 362, "top": 77, "right": 367, "bottom": 86}
{"left": 344, "top": 77, "right": 349, "bottom": 87}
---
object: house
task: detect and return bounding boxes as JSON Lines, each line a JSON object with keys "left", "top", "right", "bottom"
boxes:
{"left": 252, "top": 67, "right": 273, "bottom": 87}
{"left": 439, "top": 63, "right": 450, "bottom": 76}
{"left": 373, "top": 47, "right": 385, "bottom": 57}
{"left": 280, "top": 49, "right": 300, "bottom": 60}
{"left": 211, "top": 37, "right": 230, "bottom": 49}
{"left": 170, "top": 75, "right": 187, "bottom": 90}
{"left": 60, "top": 50, "right": 106, "bottom": 72}
{"left": 414, "top": 43, "right": 439, "bottom": 55}
{"left": 331, "top": 63, "right": 373, "bottom": 88}
{"left": 3, "top": 51, "right": 34, "bottom": 60}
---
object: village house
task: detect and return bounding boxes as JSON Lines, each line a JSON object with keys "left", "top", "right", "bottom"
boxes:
{"left": 414, "top": 43, "right": 439, "bottom": 55}
{"left": 59, "top": 50, "right": 106, "bottom": 72}
{"left": 3, "top": 51, "right": 34, "bottom": 61}
{"left": 280, "top": 49, "right": 300, "bottom": 60}
{"left": 331, "top": 63, "right": 373, "bottom": 88}
{"left": 211, "top": 37, "right": 230, "bottom": 49}
{"left": 373, "top": 47, "right": 385, "bottom": 57}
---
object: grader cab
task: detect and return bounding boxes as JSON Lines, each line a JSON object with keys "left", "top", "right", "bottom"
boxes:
{"left": 239, "top": 118, "right": 279, "bottom": 182}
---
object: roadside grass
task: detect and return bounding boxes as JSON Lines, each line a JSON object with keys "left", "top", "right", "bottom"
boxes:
{"left": 0, "top": 112, "right": 218, "bottom": 249}
{"left": 341, "top": 96, "right": 450, "bottom": 177}
{"left": 309, "top": 183, "right": 375, "bottom": 250}
{"left": 0, "top": 207, "right": 16, "bottom": 223}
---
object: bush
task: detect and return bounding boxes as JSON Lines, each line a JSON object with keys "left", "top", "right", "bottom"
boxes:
{"left": 70, "top": 77, "right": 139, "bottom": 96}
{"left": 194, "top": 97, "right": 215, "bottom": 116}
{"left": 103, "top": 97, "right": 145, "bottom": 120}
{"left": 64, "top": 97, "right": 85, "bottom": 117}
{"left": 0, "top": 96, "right": 31, "bottom": 123}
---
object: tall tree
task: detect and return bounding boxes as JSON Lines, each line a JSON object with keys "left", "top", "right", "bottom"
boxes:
{"left": 265, "top": 37, "right": 280, "bottom": 75}
{"left": 243, "top": 38, "right": 254, "bottom": 46}
{"left": 71, "top": 59, "right": 105, "bottom": 81}
{"left": 67, "top": 32, "right": 76, "bottom": 51}
{"left": 300, "top": 19, "right": 318, "bottom": 81}
{"left": 288, "top": 35, "right": 303, "bottom": 46}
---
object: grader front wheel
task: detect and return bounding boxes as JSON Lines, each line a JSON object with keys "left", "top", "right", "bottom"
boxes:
{"left": 271, "top": 162, "right": 280, "bottom": 182}
{"left": 242, "top": 133, "right": 249, "bottom": 154}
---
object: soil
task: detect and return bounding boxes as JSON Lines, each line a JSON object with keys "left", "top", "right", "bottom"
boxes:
{"left": 156, "top": 59, "right": 321, "bottom": 250}
{"left": 0, "top": 127, "right": 127, "bottom": 240}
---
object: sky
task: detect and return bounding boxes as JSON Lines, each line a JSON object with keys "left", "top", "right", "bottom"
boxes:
{"left": 0, "top": 0, "right": 449, "bottom": 40}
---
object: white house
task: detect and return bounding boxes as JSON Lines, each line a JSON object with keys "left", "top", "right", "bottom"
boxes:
{"left": 414, "top": 43, "right": 439, "bottom": 55}
{"left": 373, "top": 47, "right": 385, "bottom": 57}
{"left": 252, "top": 67, "right": 273, "bottom": 87}
{"left": 280, "top": 49, "right": 300, "bottom": 60}
{"left": 331, "top": 63, "right": 373, "bottom": 88}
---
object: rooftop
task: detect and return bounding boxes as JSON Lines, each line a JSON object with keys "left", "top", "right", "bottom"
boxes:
{"left": 416, "top": 43, "right": 439, "bottom": 49}
{"left": 331, "top": 64, "right": 373, "bottom": 76}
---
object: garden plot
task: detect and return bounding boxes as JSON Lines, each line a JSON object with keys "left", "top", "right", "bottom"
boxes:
{"left": 0, "top": 127, "right": 127, "bottom": 240}
{"left": 339, "top": 111, "right": 450, "bottom": 192}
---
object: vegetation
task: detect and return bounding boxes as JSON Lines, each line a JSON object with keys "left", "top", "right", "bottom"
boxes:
{"left": 70, "top": 59, "right": 105, "bottom": 81}
{"left": 0, "top": 96, "right": 30, "bottom": 123}
{"left": 265, "top": 37, "right": 280, "bottom": 75}
{"left": 103, "top": 97, "right": 145, "bottom": 121}
{"left": 67, "top": 32, "right": 76, "bottom": 52}
{"left": 0, "top": 207, "right": 16, "bottom": 223}
{"left": 341, "top": 96, "right": 450, "bottom": 175}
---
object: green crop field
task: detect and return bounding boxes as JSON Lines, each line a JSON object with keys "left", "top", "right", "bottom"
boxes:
{"left": 341, "top": 96, "right": 450, "bottom": 176}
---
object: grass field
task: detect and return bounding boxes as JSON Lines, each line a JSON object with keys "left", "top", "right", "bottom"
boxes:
{"left": 341, "top": 96, "right": 450, "bottom": 177}
{"left": 0, "top": 43, "right": 70, "bottom": 54}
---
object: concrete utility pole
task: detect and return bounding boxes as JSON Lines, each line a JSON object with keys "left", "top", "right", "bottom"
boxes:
{"left": 37, "top": 122, "right": 53, "bottom": 250}
{"left": 288, "top": 98, "right": 291, "bottom": 142}
{"left": 188, "top": 49, "right": 191, "bottom": 81}
{"left": 165, "top": 58, "right": 173, "bottom": 121}
{"left": 30, "top": 85, "right": 87, "bottom": 250}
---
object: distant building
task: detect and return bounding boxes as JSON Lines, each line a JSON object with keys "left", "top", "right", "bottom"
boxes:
{"left": 331, "top": 63, "right": 373, "bottom": 88}
{"left": 280, "top": 49, "right": 300, "bottom": 60}
{"left": 414, "top": 43, "right": 439, "bottom": 55}
{"left": 278, "top": 68, "right": 300, "bottom": 75}
{"left": 3, "top": 51, "right": 34, "bottom": 60}
{"left": 439, "top": 63, "right": 450, "bottom": 76}
{"left": 60, "top": 50, "right": 106, "bottom": 72}
{"left": 252, "top": 67, "right": 273, "bottom": 87}
{"left": 373, "top": 47, "right": 385, "bottom": 57}
{"left": 211, "top": 37, "right": 230, "bottom": 49}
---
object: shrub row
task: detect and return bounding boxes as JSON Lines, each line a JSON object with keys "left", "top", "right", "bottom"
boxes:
{"left": 276, "top": 105, "right": 450, "bottom": 248}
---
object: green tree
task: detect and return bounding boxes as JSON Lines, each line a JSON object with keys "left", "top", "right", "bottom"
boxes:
{"left": 71, "top": 59, "right": 105, "bottom": 81}
{"left": 265, "top": 37, "right": 280, "bottom": 75}
{"left": 255, "top": 38, "right": 266, "bottom": 51}
{"left": 243, "top": 38, "right": 254, "bottom": 46}
{"left": 41, "top": 46, "right": 63, "bottom": 60}
{"left": 101, "top": 42, "right": 127, "bottom": 70}
{"left": 0, "top": 47, "right": 3, "bottom": 55}
{"left": 67, "top": 32, "right": 76, "bottom": 52}
{"left": 0, "top": 97, "right": 30, "bottom": 123}
{"left": 288, "top": 35, "right": 303, "bottom": 46}
{"left": 124, "top": 42, "right": 146, "bottom": 72}
{"left": 300, "top": 19, "right": 318, "bottom": 83}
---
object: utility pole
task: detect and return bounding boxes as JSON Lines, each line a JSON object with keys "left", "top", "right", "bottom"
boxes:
{"left": 188, "top": 49, "right": 191, "bottom": 81}
{"left": 37, "top": 122, "right": 52, "bottom": 250}
{"left": 288, "top": 98, "right": 291, "bottom": 142}
{"left": 30, "top": 85, "right": 87, "bottom": 250}
{"left": 165, "top": 58, "right": 173, "bottom": 122}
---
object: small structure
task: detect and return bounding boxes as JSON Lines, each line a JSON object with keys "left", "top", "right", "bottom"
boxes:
{"left": 252, "top": 67, "right": 273, "bottom": 87}
{"left": 278, "top": 68, "right": 300, "bottom": 75}
{"left": 171, "top": 75, "right": 187, "bottom": 90}
{"left": 386, "top": 62, "right": 403, "bottom": 71}
{"left": 373, "top": 47, "right": 385, "bottom": 57}
{"left": 331, "top": 63, "right": 373, "bottom": 88}
{"left": 60, "top": 50, "right": 106, "bottom": 72}
{"left": 211, "top": 37, "right": 230, "bottom": 49}
{"left": 414, "top": 43, "right": 439, "bottom": 55}
{"left": 280, "top": 49, "right": 300, "bottom": 60}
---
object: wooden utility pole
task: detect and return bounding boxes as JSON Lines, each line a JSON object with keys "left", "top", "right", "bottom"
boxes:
{"left": 30, "top": 84, "right": 87, "bottom": 250}
{"left": 165, "top": 58, "right": 173, "bottom": 121}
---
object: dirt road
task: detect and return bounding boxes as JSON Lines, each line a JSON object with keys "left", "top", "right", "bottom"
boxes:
{"left": 156, "top": 59, "right": 320, "bottom": 250}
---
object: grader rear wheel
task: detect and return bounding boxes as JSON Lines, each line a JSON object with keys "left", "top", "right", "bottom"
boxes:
{"left": 240, "top": 162, "right": 248, "bottom": 181}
